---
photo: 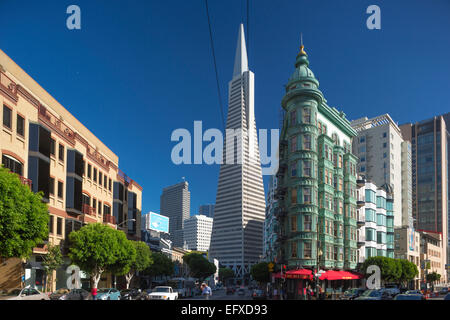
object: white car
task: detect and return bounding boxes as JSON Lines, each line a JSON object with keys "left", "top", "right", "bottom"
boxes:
{"left": 148, "top": 286, "right": 178, "bottom": 300}
{"left": 0, "top": 288, "right": 50, "bottom": 300}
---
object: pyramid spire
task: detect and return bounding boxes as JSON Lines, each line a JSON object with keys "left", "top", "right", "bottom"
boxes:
{"left": 232, "top": 23, "right": 249, "bottom": 78}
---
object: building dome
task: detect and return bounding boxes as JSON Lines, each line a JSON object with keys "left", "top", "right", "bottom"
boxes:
{"left": 287, "top": 45, "right": 320, "bottom": 89}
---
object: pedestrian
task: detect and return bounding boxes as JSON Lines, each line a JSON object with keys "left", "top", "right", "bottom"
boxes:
{"left": 307, "top": 285, "right": 312, "bottom": 300}
{"left": 303, "top": 286, "right": 307, "bottom": 300}
{"left": 91, "top": 287, "right": 97, "bottom": 301}
{"left": 201, "top": 283, "right": 212, "bottom": 300}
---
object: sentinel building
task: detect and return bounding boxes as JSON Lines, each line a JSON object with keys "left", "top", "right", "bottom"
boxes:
{"left": 209, "top": 24, "right": 266, "bottom": 279}
{"left": 160, "top": 181, "right": 190, "bottom": 248}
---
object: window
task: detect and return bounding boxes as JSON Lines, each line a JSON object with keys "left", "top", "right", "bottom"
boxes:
{"left": 291, "top": 161, "right": 297, "bottom": 177}
{"left": 98, "top": 201, "right": 102, "bottom": 215}
{"left": 93, "top": 168, "right": 97, "bottom": 182}
{"left": 383, "top": 142, "right": 387, "bottom": 148}
{"left": 291, "top": 241, "right": 297, "bottom": 258}
{"left": 108, "top": 178, "right": 112, "bottom": 191}
{"left": 290, "top": 110, "right": 296, "bottom": 125}
{"left": 49, "top": 177, "right": 55, "bottom": 195}
{"left": 50, "top": 139, "right": 55, "bottom": 156}
{"left": 304, "top": 242, "right": 311, "bottom": 259}
{"left": 291, "top": 216, "right": 297, "bottom": 232}
{"left": 59, "top": 144, "right": 64, "bottom": 162}
{"left": 103, "top": 204, "right": 110, "bottom": 215}
{"left": 360, "top": 166, "right": 366, "bottom": 172}
{"left": 49, "top": 215, "right": 54, "bottom": 234}
{"left": 291, "top": 188, "right": 297, "bottom": 204}
{"left": 93, "top": 198, "right": 97, "bottom": 213}
{"left": 304, "top": 215, "right": 312, "bottom": 231}
{"left": 3, "top": 105, "right": 12, "bottom": 129}
{"left": 303, "top": 188, "right": 311, "bottom": 204}
{"left": 16, "top": 115, "right": 24, "bottom": 136}
{"left": 303, "top": 108, "right": 311, "bottom": 124}
{"left": 383, "top": 132, "right": 387, "bottom": 138}
{"left": 57, "top": 181, "right": 63, "bottom": 199}
{"left": 104, "top": 175, "right": 107, "bottom": 188}
{"left": 339, "top": 155, "right": 343, "bottom": 168}
{"left": 57, "top": 217, "right": 63, "bottom": 236}
{"left": 99, "top": 172, "right": 103, "bottom": 187}
{"left": 87, "top": 164, "right": 92, "bottom": 179}
{"left": 303, "top": 134, "right": 311, "bottom": 150}
{"left": 290, "top": 136, "right": 297, "bottom": 152}
{"left": 359, "top": 136, "right": 365, "bottom": 143}
{"left": 303, "top": 160, "right": 311, "bottom": 177}
{"left": 1, "top": 155, "right": 23, "bottom": 176}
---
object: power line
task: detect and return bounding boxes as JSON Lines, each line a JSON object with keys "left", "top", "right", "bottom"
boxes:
{"left": 204, "top": 0, "right": 225, "bottom": 131}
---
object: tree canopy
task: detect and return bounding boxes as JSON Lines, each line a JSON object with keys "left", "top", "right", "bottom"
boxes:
{"left": 183, "top": 252, "right": 216, "bottom": 280}
{"left": 361, "top": 256, "right": 418, "bottom": 284}
{"left": 219, "top": 267, "right": 235, "bottom": 282}
{"left": 250, "top": 262, "right": 270, "bottom": 283}
{"left": 68, "top": 223, "right": 135, "bottom": 288}
{"left": 123, "top": 241, "right": 153, "bottom": 289}
{"left": 0, "top": 166, "right": 49, "bottom": 259}
{"left": 145, "top": 252, "right": 174, "bottom": 278}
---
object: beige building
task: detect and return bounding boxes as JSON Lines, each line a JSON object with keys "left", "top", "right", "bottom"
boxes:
{"left": 0, "top": 49, "right": 142, "bottom": 291}
{"left": 420, "top": 231, "right": 446, "bottom": 287}
{"left": 394, "top": 227, "right": 421, "bottom": 289}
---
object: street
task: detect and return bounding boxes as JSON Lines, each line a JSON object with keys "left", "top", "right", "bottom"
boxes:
{"left": 184, "top": 288, "right": 254, "bottom": 301}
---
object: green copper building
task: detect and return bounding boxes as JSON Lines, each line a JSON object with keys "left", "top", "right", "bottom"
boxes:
{"left": 275, "top": 44, "right": 359, "bottom": 271}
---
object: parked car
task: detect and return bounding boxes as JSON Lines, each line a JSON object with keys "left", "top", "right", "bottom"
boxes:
{"left": 384, "top": 287, "right": 400, "bottom": 297}
{"left": 394, "top": 294, "right": 425, "bottom": 300}
{"left": 340, "top": 288, "right": 365, "bottom": 300}
{"left": 444, "top": 293, "right": 450, "bottom": 300}
{"left": 438, "top": 287, "right": 449, "bottom": 295}
{"left": 226, "top": 287, "right": 235, "bottom": 295}
{"left": 0, "top": 288, "right": 50, "bottom": 300}
{"left": 120, "top": 289, "right": 146, "bottom": 300}
{"left": 237, "top": 288, "right": 245, "bottom": 296}
{"left": 148, "top": 286, "right": 178, "bottom": 300}
{"left": 50, "top": 288, "right": 90, "bottom": 300}
{"left": 252, "top": 289, "right": 267, "bottom": 300}
{"left": 96, "top": 288, "right": 121, "bottom": 300}
{"left": 355, "top": 289, "right": 392, "bottom": 300}
{"left": 405, "top": 290, "right": 422, "bottom": 295}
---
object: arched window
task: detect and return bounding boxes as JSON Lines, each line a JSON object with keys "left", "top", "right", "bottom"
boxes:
{"left": 2, "top": 154, "right": 23, "bottom": 176}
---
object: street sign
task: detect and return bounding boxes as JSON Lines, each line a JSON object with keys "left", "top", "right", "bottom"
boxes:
{"left": 268, "top": 262, "right": 274, "bottom": 272}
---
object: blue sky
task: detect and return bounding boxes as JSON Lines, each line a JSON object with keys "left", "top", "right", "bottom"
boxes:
{"left": 1, "top": 0, "right": 449, "bottom": 216}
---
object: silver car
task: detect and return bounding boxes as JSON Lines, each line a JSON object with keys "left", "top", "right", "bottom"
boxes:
{"left": 0, "top": 288, "right": 50, "bottom": 300}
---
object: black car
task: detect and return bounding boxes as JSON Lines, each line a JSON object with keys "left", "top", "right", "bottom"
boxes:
{"left": 120, "top": 289, "right": 144, "bottom": 300}
{"left": 394, "top": 294, "right": 425, "bottom": 300}
{"left": 50, "top": 288, "right": 91, "bottom": 300}
{"left": 340, "top": 288, "right": 365, "bottom": 300}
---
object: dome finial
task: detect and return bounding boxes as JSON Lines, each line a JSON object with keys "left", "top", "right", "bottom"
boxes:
{"left": 299, "top": 33, "right": 307, "bottom": 56}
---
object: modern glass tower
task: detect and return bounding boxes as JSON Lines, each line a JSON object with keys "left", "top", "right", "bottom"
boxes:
{"left": 275, "top": 44, "right": 359, "bottom": 271}
{"left": 209, "top": 24, "right": 266, "bottom": 279}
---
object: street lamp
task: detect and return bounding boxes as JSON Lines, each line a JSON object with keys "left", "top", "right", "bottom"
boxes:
{"left": 117, "top": 219, "right": 136, "bottom": 228}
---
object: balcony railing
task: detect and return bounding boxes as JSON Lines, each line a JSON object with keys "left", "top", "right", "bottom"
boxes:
{"left": 82, "top": 204, "right": 94, "bottom": 216}
{"left": 19, "top": 175, "right": 32, "bottom": 188}
{"left": 103, "top": 214, "right": 116, "bottom": 225}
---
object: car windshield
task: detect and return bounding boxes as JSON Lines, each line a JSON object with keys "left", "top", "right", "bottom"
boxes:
{"left": 362, "top": 290, "right": 381, "bottom": 297}
{"left": 396, "top": 295, "right": 421, "bottom": 300}
{"left": 154, "top": 287, "right": 170, "bottom": 293}
{"left": 54, "top": 288, "right": 70, "bottom": 294}
{"left": 3, "top": 289, "right": 22, "bottom": 296}
{"left": 98, "top": 289, "right": 110, "bottom": 293}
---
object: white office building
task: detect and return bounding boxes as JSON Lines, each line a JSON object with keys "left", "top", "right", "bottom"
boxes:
{"left": 184, "top": 215, "right": 213, "bottom": 252}
{"left": 351, "top": 114, "right": 412, "bottom": 228}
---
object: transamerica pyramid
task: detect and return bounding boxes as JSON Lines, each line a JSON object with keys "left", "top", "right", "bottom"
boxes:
{"left": 209, "top": 24, "right": 266, "bottom": 279}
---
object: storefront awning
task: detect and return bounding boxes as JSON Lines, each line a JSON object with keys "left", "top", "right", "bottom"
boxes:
{"left": 272, "top": 269, "right": 313, "bottom": 280}
{"left": 319, "top": 270, "right": 363, "bottom": 280}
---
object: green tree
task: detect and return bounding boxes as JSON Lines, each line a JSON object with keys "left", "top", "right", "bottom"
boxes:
{"left": 183, "top": 253, "right": 216, "bottom": 281}
{"left": 0, "top": 166, "right": 49, "bottom": 259}
{"left": 145, "top": 252, "right": 174, "bottom": 278}
{"left": 219, "top": 267, "right": 235, "bottom": 283}
{"left": 68, "top": 223, "right": 134, "bottom": 288}
{"left": 361, "top": 256, "right": 401, "bottom": 284}
{"left": 398, "top": 259, "right": 418, "bottom": 287}
{"left": 426, "top": 272, "right": 441, "bottom": 290}
{"left": 123, "top": 241, "right": 153, "bottom": 289}
{"left": 250, "top": 262, "right": 270, "bottom": 284}
{"left": 41, "top": 244, "right": 63, "bottom": 292}
{"left": 107, "top": 236, "right": 136, "bottom": 286}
